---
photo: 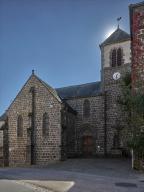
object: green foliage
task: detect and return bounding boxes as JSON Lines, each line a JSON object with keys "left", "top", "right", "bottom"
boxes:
{"left": 118, "top": 72, "right": 144, "bottom": 152}
{"left": 128, "top": 134, "right": 144, "bottom": 153}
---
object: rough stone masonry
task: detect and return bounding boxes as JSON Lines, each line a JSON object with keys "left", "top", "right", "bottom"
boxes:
{"left": 130, "top": 2, "right": 144, "bottom": 90}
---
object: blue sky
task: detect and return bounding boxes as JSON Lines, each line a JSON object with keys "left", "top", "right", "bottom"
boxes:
{"left": 0, "top": 0, "right": 140, "bottom": 115}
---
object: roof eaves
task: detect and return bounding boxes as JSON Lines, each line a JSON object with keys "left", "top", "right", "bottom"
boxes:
{"left": 62, "top": 93, "right": 103, "bottom": 100}
{"left": 100, "top": 37, "right": 131, "bottom": 47}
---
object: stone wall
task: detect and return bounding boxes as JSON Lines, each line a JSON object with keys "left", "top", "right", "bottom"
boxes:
{"left": 66, "top": 113, "right": 76, "bottom": 157}
{"left": 102, "top": 63, "right": 131, "bottom": 154}
{"left": 0, "top": 130, "right": 3, "bottom": 166}
{"left": 66, "top": 95, "right": 105, "bottom": 156}
{"left": 61, "top": 105, "right": 76, "bottom": 158}
{"left": 7, "top": 74, "right": 62, "bottom": 166}
{"left": 0, "top": 130, "right": 3, "bottom": 149}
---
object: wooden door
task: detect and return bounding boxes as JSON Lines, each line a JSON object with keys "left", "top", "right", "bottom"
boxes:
{"left": 82, "top": 136, "right": 93, "bottom": 156}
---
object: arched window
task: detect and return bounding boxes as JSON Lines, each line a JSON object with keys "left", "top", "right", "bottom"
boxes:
{"left": 17, "top": 115, "right": 23, "bottom": 137}
{"left": 42, "top": 112, "right": 49, "bottom": 136}
{"left": 117, "top": 48, "right": 122, "bottom": 66}
{"left": 83, "top": 99, "right": 90, "bottom": 118}
{"left": 111, "top": 48, "right": 123, "bottom": 67}
{"left": 111, "top": 49, "right": 117, "bottom": 67}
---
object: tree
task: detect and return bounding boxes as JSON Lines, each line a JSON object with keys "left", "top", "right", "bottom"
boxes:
{"left": 118, "top": 72, "right": 144, "bottom": 167}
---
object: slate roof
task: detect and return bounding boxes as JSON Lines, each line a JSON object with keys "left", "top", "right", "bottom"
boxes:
{"left": 56, "top": 81, "right": 101, "bottom": 99}
{"left": 0, "top": 113, "right": 6, "bottom": 121}
{"left": 0, "top": 113, "right": 6, "bottom": 130}
{"left": 100, "top": 27, "right": 130, "bottom": 47}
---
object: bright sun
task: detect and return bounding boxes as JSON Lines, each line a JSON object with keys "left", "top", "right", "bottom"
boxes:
{"left": 105, "top": 28, "right": 116, "bottom": 39}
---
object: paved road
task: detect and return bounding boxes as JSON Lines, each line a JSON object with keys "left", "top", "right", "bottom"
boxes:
{"left": 0, "top": 158, "right": 143, "bottom": 192}
{"left": 0, "top": 179, "right": 37, "bottom": 192}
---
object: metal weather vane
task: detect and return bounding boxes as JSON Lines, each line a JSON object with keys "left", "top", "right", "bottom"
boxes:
{"left": 117, "top": 17, "right": 122, "bottom": 28}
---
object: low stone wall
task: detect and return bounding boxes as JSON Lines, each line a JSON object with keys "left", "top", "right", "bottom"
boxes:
{"left": 133, "top": 152, "right": 144, "bottom": 171}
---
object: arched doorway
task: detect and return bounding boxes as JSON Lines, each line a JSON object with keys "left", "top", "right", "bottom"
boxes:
{"left": 79, "top": 124, "right": 96, "bottom": 157}
{"left": 82, "top": 135, "right": 94, "bottom": 157}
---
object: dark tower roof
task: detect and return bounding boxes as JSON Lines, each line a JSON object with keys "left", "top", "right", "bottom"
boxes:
{"left": 100, "top": 27, "right": 130, "bottom": 47}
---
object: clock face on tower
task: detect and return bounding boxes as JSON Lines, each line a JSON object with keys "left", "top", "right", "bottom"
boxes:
{"left": 113, "top": 72, "right": 121, "bottom": 80}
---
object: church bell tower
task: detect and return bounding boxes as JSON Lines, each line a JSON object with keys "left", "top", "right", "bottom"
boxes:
{"left": 100, "top": 26, "right": 131, "bottom": 154}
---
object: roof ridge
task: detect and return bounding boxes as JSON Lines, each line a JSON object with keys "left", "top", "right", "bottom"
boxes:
{"left": 56, "top": 81, "right": 101, "bottom": 90}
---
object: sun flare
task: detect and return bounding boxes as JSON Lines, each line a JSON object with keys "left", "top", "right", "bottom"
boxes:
{"left": 105, "top": 28, "right": 116, "bottom": 39}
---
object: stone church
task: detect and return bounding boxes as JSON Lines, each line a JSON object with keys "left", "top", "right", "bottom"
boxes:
{"left": 0, "top": 1, "right": 143, "bottom": 167}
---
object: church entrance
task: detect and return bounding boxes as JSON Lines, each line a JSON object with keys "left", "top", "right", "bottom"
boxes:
{"left": 82, "top": 136, "right": 94, "bottom": 157}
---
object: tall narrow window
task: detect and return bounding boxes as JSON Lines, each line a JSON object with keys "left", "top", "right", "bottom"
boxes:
{"left": 111, "top": 48, "right": 123, "bottom": 67}
{"left": 17, "top": 115, "right": 23, "bottom": 137}
{"left": 83, "top": 99, "right": 90, "bottom": 118}
{"left": 42, "top": 112, "right": 49, "bottom": 136}
{"left": 117, "top": 48, "right": 122, "bottom": 66}
{"left": 111, "top": 49, "right": 117, "bottom": 67}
